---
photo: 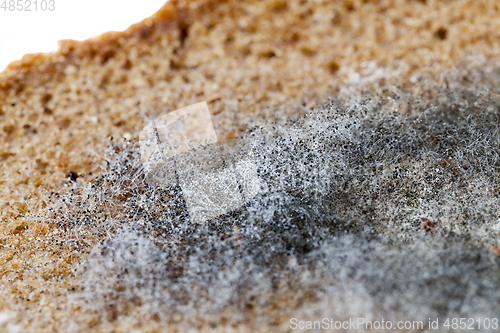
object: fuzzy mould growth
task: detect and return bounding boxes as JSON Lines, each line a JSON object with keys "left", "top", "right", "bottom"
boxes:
{"left": 10, "top": 61, "right": 500, "bottom": 332}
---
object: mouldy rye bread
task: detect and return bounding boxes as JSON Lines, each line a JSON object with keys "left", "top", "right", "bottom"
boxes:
{"left": 1, "top": 0, "right": 500, "bottom": 332}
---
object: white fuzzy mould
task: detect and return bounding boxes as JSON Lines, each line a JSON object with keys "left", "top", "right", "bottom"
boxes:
{"left": 20, "top": 61, "right": 500, "bottom": 332}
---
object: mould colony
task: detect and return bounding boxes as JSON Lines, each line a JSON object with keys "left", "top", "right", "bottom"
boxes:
{"left": 21, "top": 66, "right": 500, "bottom": 330}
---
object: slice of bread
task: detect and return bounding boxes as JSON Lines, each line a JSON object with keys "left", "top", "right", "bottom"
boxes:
{"left": 1, "top": 0, "right": 500, "bottom": 331}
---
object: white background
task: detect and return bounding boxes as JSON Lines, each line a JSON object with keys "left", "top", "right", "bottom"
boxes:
{"left": 0, "top": 0, "right": 167, "bottom": 71}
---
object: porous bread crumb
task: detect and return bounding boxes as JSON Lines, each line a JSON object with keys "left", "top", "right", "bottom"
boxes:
{"left": 1, "top": 0, "right": 500, "bottom": 331}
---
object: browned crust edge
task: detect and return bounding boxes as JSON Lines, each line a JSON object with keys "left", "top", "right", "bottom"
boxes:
{"left": 0, "top": 0, "right": 195, "bottom": 90}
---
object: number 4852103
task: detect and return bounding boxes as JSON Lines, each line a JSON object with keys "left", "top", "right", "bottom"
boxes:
{"left": 1, "top": 0, "right": 55, "bottom": 11}
{"left": 443, "top": 318, "right": 498, "bottom": 330}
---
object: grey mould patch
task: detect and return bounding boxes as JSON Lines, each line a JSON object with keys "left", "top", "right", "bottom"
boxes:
{"left": 49, "top": 62, "right": 500, "bottom": 331}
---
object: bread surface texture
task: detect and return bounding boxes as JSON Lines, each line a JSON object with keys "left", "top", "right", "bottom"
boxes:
{"left": 1, "top": 0, "right": 500, "bottom": 331}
